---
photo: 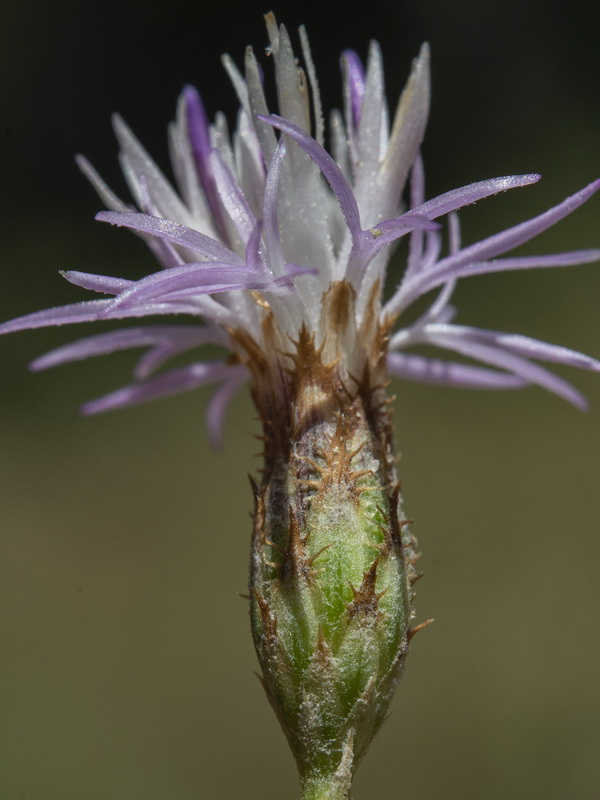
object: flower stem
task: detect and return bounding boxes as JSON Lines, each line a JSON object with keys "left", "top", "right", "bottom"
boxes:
{"left": 300, "top": 769, "right": 352, "bottom": 800}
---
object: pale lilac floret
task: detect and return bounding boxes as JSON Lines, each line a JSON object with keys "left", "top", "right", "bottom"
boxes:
{"left": 1, "top": 17, "right": 600, "bottom": 446}
{"left": 341, "top": 50, "right": 365, "bottom": 130}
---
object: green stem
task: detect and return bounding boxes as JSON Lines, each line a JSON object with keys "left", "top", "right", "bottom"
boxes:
{"left": 299, "top": 765, "right": 353, "bottom": 800}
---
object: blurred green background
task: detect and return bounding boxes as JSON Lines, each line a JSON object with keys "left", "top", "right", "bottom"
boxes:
{"left": 1, "top": 1, "right": 600, "bottom": 798}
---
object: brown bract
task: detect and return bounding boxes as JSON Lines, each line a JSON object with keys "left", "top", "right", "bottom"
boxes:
{"left": 231, "top": 280, "right": 393, "bottom": 475}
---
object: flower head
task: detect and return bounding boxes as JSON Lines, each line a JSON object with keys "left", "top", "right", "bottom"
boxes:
{"left": 2, "top": 13, "right": 599, "bottom": 799}
{"left": 1, "top": 14, "right": 599, "bottom": 447}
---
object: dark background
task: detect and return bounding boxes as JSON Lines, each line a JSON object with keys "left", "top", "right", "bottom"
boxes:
{"left": 1, "top": 1, "right": 600, "bottom": 799}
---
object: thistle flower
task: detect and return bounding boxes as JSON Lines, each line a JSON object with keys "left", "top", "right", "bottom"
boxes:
{"left": 2, "top": 12, "right": 599, "bottom": 800}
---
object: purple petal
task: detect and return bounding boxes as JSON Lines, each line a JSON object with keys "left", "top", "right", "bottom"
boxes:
{"left": 62, "top": 271, "right": 133, "bottom": 295}
{"left": 259, "top": 114, "right": 363, "bottom": 240}
{"left": 184, "top": 85, "right": 227, "bottom": 238}
{"left": 341, "top": 50, "right": 365, "bottom": 130}
{"left": 388, "top": 179, "right": 600, "bottom": 314}
{"left": 134, "top": 337, "right": 221, "bottom": 380}
{"left": 462, "top": 249, "right": 600, "bottom": 273}
{"left": 441, "top": 178, "right": 600, "bottom": 265}
{"left": 96, "top": 211, "right": 243, "bottom": 264}
{"left": 81, "top": 360, "right": 232, "bottom": 415}
{"left": 424, "top": 323, "right": 600, "bottom": 372}
{"left": 0, "top": 298, "right": 203, "bottom": 335}
{"left": 422, "top": 333, "right": 589, "bottom": 409}
{"left": 403, "top": 249, "right": 600, "bottom": 307}
{"left": 101, "top": 262, "right": 261, "bottom": 310}
{"left": 260, "top": 115, "right": 441, "bottom": 283}
{"left": 205, "top": 364, "right": 248, "bottom": 449}
{"left": 98, "top": 255, "right": 305, "bottom": 314}
{"left": 185, "top": 85, "right": 212, "bottom": 169}
{"left": 29, "top": 325, "right": 222, "bottom": 372}
{"left": 405, "top": 174, "right": 541, "bottom": 221}
{"left": 387, "top": 351, "right": 528, "bottom": 390}
{"left": 0, "top": 300, "right": 116, "bottom": 332}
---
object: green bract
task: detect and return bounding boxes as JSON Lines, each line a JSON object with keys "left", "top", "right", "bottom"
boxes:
{"left": 247, "top": 283, "right": 422, "bottom": 800}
